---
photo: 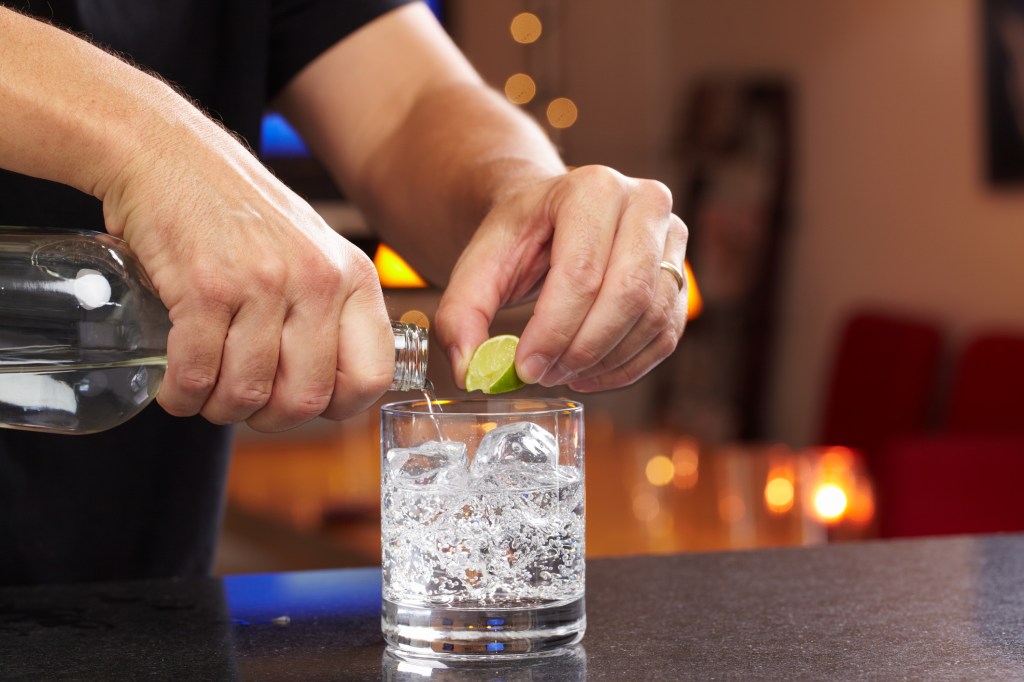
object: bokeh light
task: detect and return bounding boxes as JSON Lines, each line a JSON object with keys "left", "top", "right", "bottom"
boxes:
{"left": 546, "top": 97, "right": 579, "bottom": 129}
{"left": 672, "top": 439, "right": 699, "bottom": 489}
{"left": 399, "top": 309, "right": 430, "bottom": 330}
{"left": 510, "top": 12, "right": 542, "bottom": 44}
{"left": 645, "top": 455, "right": 675, "bottom": 486}
{"left": 764, "top": 476, "right": 795, "bottom": 513}
{"left": 632, "top": 488, "right": 660, "bottom": 523}
{"left": 504, "top": 73, "right": 537, "bottom": 105}
{"left": 813, "top": 484, "right": 848, "bottom": 522}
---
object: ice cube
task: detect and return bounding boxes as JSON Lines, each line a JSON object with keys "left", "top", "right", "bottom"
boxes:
{"left": 386, "top": 440, "right": 469, "bottom": 488}
{"left": 471, "top": 422, "right": 559, "bottom": 490}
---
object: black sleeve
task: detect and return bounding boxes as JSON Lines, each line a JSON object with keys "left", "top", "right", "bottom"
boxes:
{"left": 268, "top": 0, "right": 418, "bottom": 98}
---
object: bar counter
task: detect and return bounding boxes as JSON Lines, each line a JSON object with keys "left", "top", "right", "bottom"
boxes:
{"left": 4, "top": 534, "right": 1024, "bottom": 680}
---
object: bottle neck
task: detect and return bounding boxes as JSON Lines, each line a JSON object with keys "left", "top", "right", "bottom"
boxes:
{"left": 390, "top": 321, "right": 428, "bottom": 391}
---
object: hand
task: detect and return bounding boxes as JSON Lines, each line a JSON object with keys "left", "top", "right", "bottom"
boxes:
{"left": 435, "top": 165, "right": 689, "bottom": 392}
{"left": 101, "top": 112, "right": 394, "bottom": 431}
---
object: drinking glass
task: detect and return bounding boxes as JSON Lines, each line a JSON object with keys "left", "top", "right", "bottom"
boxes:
{"left": 380, "top": 398, "right": 585, "bottom": 658}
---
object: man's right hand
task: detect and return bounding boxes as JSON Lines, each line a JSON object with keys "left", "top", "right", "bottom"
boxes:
{"left": 0, "top": 7, "right": 395, "bottom": 432}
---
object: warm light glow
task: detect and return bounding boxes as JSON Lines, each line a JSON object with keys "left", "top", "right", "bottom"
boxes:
{"left": 765, "top": 476, "right": 795, "bottom": 513}
{"left": 632, "top": 489, "right": 660, "bottom": 522}
{"left": 480, "top": 422, "right": 498, "bottom": 433}
{"left": 645, "top": 455, "right": 675, "bottom": 487}
{"left": 546, "top": 98, "right": 578, "bottom": 129}
{"left": 504, "top": 73, "right": 537, "bottom": 105}
{"left": 374, "top": 244, "right": 427, "bottom": 288}
{"left": 510, "top": 12, "right": 542, "bottom": 44}
{"left": 672, "top": 439, "right": 699, "bottom": 489}
{"left": 399, "top": 309, "right": 430, "bottom": 330}
{"left": 847, "top": 479, "right": 876, "bottom": 526}
{"left": 814, "top": 484, "right": 848, "bottom": 522}
{"left": 718, "top": 493, "right": 746, "bottom": 523}
{"left": 685, "top": 261, "right": 703, "bottom": 319}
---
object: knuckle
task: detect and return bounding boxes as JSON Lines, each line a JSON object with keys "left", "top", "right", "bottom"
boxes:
{"left": 653, "top": 328, "right": 680, "bottom": 360}
{"left": 574, "top": 164, "right": 625, "bottom": 192}
{"left": 645, "top": 295, "right": 674, "bottom": 331}
{"left": 347, "top": 250, "right": 379, "bottom": 287}
{"left": 614, "top": 362, "right": 646, "bottom": 388}
{"left": 252, "top": 256, "right": 289, "bottom": 293}
{"left": 671, "top": 212, "right": 690, "bottom": 241}
{"left": 637, "top": 178, "right": 674, "bottom": 213}
{"left": 287, "top": 391, "right": 334, "bottom": 422}
{"left": 177, "top": 368, "right": 217, "bottom": 396}
{"left": 226, "top": 383, "right": 274, "bottom": 412}
{"left": 562, "top": 257, "right": 605, "bottom": 299}
{"left": 564, "top": 342, "right": 604, "bottom": 373}
{"left": 189, "top": 270, "right": 237, "bottom": 311}
{"left": 619, "top": 271, "right": 656, "bottom": 313}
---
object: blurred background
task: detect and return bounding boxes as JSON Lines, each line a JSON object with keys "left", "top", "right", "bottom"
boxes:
{"left": 216, "top": 0, "right": 1024, "bottom": 573}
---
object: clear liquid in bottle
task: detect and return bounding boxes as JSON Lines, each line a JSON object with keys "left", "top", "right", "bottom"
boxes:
{"left": 0, "top": 229, "right": 170, "bottom": 434}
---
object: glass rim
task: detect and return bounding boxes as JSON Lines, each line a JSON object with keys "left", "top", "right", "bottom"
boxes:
{"left": 381, "top": 396, "right": 583, "bottom": 418}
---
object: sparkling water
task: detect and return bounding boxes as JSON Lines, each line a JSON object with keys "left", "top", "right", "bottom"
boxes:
{"left": 382, "top": 424, "right": 584, "bottom": 607}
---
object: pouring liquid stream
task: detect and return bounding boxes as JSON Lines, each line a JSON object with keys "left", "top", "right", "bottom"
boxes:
{"left": 420, "top": 377, "right": 446, "bottom": 441}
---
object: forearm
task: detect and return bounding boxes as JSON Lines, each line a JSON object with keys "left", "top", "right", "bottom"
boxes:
{"left": 353, "top": 82, "right": 566, "bottom": 285}
{"left": 0, "top": 8, "right": 239, "bottom": 209}
{"left": 273, "top": 3, "right": 567, "bottom": 286}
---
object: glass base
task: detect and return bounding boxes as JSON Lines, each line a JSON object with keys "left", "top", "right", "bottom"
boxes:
{"left": 381, "top": 596, "right": 585, "bottom": 658}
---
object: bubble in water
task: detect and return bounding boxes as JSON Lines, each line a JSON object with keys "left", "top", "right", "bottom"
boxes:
{"left": 386, "top": 440, "right": 469, "bottom": 488}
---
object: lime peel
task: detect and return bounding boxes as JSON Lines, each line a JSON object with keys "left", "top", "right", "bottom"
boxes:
{"left": 465, "top": 335, "right": 526, "bottom": 394}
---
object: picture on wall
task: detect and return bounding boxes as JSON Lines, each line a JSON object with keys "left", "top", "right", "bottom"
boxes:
{"left": 984, "top": 0, "right": 1024, "bottom": 183}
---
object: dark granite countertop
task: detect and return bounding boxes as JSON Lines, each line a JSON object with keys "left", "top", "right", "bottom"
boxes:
{"left": 4, "top": 534, "right": 1024, "bottom": 680}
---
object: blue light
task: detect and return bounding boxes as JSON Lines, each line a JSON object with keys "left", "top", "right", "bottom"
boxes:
{"left": 260, "top": 112, "right": 309, "bottom": 157}
{"left": 259, "top": 1, "right": 445, "bottom": 159}
{"left": 486, "top": 642, "right": 505, "bottom": 652}
{"left": 223, "top": 568, "right": 382, "bottom": 622}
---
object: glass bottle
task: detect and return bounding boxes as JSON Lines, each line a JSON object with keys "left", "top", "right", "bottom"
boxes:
{"left": 390, "top": 321, "right": 429, "bottom": 392}
{"left": 0, "top": 228, "right": 428, "bottom": 435}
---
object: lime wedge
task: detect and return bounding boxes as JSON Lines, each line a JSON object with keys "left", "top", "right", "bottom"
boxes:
{"left": 465, "top": 335, "right": 526, "bottom": 394}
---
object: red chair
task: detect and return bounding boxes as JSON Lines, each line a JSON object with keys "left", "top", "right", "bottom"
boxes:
{"left": 876, "top": 332, "right": 1024, "bottom": 538}
{"left": 877, "top": 434, "right": 1024, "bottom": 537}
{"left": 818, "top": 310, "right": 943, "bottom": 475}
{"left": 945, "top": 333, "right": 1024, "bottom": 435}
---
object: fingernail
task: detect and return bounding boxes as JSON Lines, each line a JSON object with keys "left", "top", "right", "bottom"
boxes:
{"left": 540, "top": 362, "right": 575, "bottom": 387}
{"left": 520, "top": 354, "right": 551, "bottom": 384}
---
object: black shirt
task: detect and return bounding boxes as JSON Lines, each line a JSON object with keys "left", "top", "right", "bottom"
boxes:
{"left": 0, "top": 0, "right": 410, "bottom": 585}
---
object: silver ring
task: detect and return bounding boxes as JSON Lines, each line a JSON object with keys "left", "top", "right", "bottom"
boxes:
{"left": 659, "top": 261, "right": 685, "bottom": 292}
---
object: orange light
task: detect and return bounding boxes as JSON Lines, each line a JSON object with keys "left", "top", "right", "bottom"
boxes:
{"left": 764, "top": 476, "right": 795, "bottom": 513}
{"left": 374, "top": 244, "right": 427, "bottom": 288}
{"left": 685, "top": 261, "right": 702, "bottom": 319}
{"left": 510, "top": 12, "right": 542, "bottom": 44}
{"left": 645, "top": 455, "right": 675, "bottom": 487}
{"left": 813, "top": 484, "right": 848, "bottom": 523}
{"left": 504, "top": 73, "right": 537, "bottom": 105}
{"left": 546, "top": 98, "right": 578, "bottom": 129}
{"left": 632, "top": 488, "right": 660, "bottom": 522}
{"left": 671, "top": 439, "right": 699, "bottom": 489}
